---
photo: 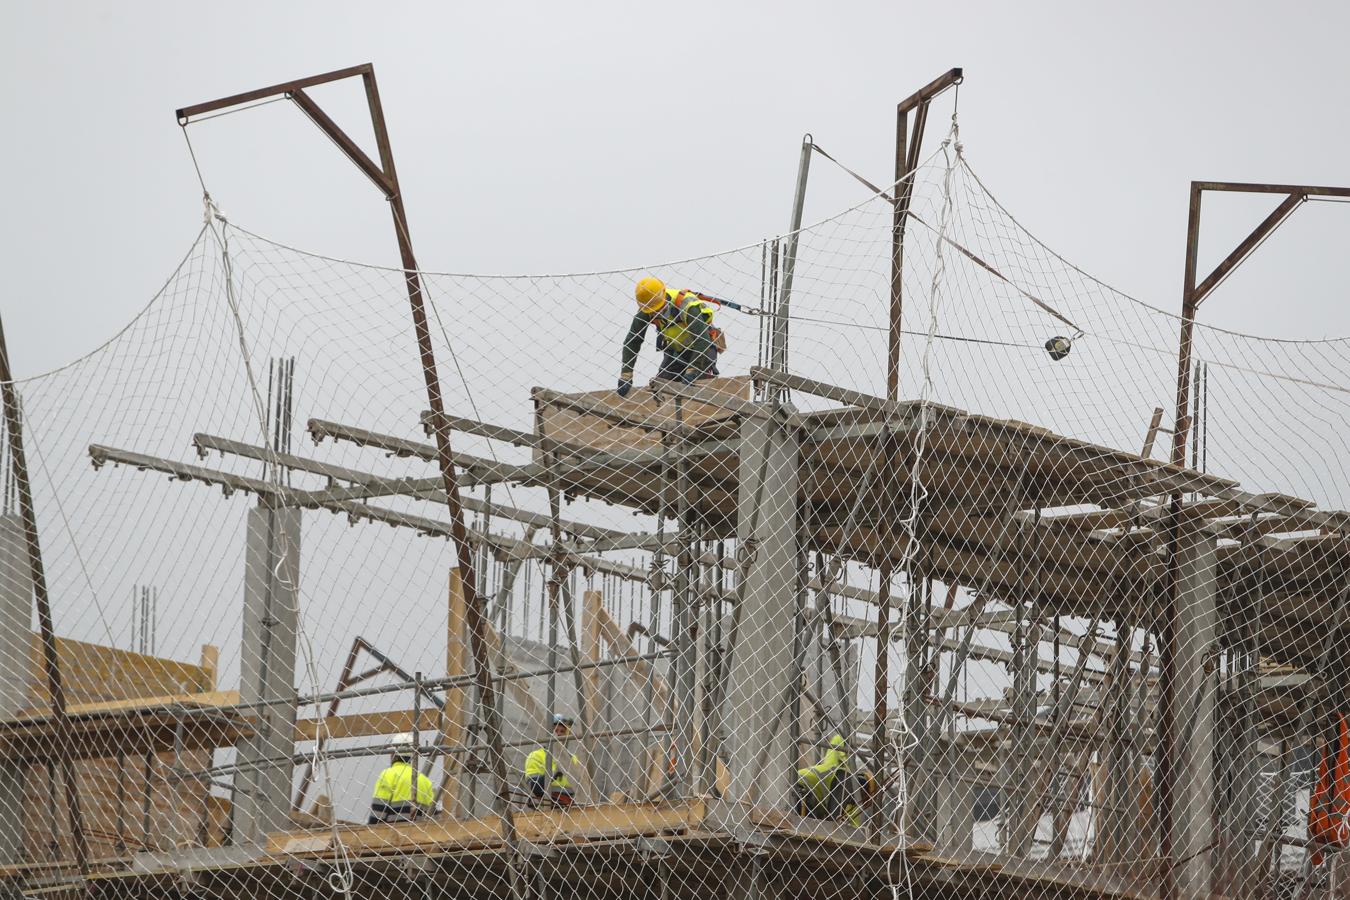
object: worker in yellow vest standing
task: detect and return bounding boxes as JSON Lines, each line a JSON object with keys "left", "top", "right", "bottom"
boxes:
{"left": 368, "top": 733, "right": 435, "bottom": 823}
{"left": 524, "top": 714, "right": 581, "bottom": 807}
{"left": 617, "top": 276, "right": 725, "bottom": 397}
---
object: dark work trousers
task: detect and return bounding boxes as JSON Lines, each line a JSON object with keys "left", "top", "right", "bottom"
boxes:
{"left": 655, "top": 347, "right": 719, "bottom": 382}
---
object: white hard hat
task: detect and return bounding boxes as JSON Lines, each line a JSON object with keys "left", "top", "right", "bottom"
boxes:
{"left": 390, "top": 733, "right": 415, "bottom": 748}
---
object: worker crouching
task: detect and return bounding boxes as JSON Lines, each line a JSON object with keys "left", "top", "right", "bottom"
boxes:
{"left": 794, "top": 734, "right": 877, "bottom": 828}
{"left": 368, "top": 733, "right": 436, "bottom": 824}
{"left": 617, "top": 276, "right": 726, "bottom": 398}
{"left": 524, "top": 714, "right": 580, "bottom": 808}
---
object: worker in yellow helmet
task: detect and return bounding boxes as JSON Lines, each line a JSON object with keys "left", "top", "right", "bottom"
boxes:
{"left": 617, "top": 276, "right": 725, "bottom": 397}
{"left": 794, "top": 734, "right": 875, "bottom": 828}
{"left": 523, "top": 714, "right": 580, "bottom": 807}
{"left": 368, "top": 733, "right": 436, "bottom": 823}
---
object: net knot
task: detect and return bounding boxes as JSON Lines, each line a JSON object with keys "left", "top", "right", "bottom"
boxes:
{"left": 202, "top": 192, "right": 227, "bottom": 225}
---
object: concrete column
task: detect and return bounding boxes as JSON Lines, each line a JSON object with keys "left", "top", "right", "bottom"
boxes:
{"left": 724, "top": 413, "right": 799, "bottom": 812}
{"left": 928, "top": 736, "right": 975, "bottom": 852}
{"left": 1171, "top": 532, "right": 1219, "bottom": 899}
{"left": 0, "top": 515, "right": 32, "bottom": 863}
{"left": 1099, "top": 624, "right": 1138, "bottom": 867}
{"left": 232, "top": 503, "right": 300, "bottom": 846}
{"left": 1001, "top": 613, "right": 1041, "bottom": 856}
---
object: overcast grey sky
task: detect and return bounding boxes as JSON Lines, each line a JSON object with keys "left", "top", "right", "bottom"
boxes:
{"left": 2, "top": 0, "right": 1349, "bottom": 378}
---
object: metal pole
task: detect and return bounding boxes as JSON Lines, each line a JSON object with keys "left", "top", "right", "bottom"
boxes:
{"left": 887, "top": 68, "right": 962, "bottom": 401}
{"left": 1157, "top": 181, "right": 1203, "bottom": 900}
{"left": 0, "top": 317, "right": 91, "bottom": 875}
{"left": 179, "top": 69, "right": 524, "bottom": 890}
{"left": 771, "top": 136, "right": 814, "bottom": 393}
{"left": 356, "top": 71, "right": 524, "bottom": 891}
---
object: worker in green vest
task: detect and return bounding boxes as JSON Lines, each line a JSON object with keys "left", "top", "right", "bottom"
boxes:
{"left": 368, "top": 733, "right": 435, "bottom": 823}
{"left": 524, "top": 714, "right": 580, "bottom": 807}
{"left": 617, "top": 276, "right": 725, "bottom": 397}
{"left": 794, "top": 734, "right": 875, "bottom": 827}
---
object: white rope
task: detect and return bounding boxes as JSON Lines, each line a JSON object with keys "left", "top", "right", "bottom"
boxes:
{"left": 887, "top": 111, "right": 962, "bottom": 900}
{"left": 203, "top": 206, "right": 356, "bottom": 896}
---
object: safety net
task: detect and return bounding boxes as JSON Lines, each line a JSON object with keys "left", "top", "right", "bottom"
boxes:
{"left": 0, "top": 120, "right": 1346, "bottom": 900}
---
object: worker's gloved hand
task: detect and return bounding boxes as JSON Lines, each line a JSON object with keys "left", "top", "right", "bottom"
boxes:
{"left": 617, "top": 374, "right": 633, "bottom": 397}
{"left": 680, "top": 366, "right": 699, "bottom": 385}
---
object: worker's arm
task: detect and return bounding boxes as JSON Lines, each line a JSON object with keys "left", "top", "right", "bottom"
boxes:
{"left": 415, "top": 772, "right": 436, "bottom": 809}
{"left": 618, "top": 311, "right": 653, "bottom": 396}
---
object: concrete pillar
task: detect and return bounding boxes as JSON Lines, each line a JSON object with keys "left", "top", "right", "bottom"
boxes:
{"left": 1171, "top": 532, "right": 1219, "bottom": 899}
{"left": 928, "top": 736, "right": 975, "bottom": 852}
{"left": 0, "top": 515, "right": 31, "bottom": 863}
{"left": 232, "top": 503, "right": 300, "bottom": 846}
{"left": 1001, "top": 613, "right": 1041, "bottom": 856}
{"left": 1099, "top": 624, "right": 1139, "bottom": 867}
{"left": 724, "top": 413, "right": 799, "bottom": 812}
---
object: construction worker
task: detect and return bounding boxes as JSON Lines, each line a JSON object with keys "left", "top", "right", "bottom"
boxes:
{"left": 794, "top": 734, "right": 876, "bottom": 828}
{"left": 617, "top": 276, "right": 725, "bottom": 397}
{"left": 524, "top": 714, "right": 580, "bottom": 807}
{"left": 368, "top": 733, "right": 435, "bottom": 823}
{"left": 1309, "top": 712, "right": 1349, "bottom": 866}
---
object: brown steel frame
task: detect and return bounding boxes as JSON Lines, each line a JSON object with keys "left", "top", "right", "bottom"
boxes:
{"left": 179, "top": 64, "right": 526, "bottom": 898}
{"left": 1156, "top": 178, "right": 1350, "bottom": 900}
{"left": 0, "top": 320, "right": 92, "bottom": 873}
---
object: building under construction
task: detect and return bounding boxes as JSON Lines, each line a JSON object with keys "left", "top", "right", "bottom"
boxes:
{"left": 0, "top": 65, "right": 1346, "bottom": 900}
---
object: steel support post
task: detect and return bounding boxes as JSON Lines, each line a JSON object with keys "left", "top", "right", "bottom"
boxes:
{"left": 177, "top": 64, "right": 527, "bottom": 896}
{"left": 888, "top": 68, "right": 962, "bottom": 401}
{"left": 670, "top": 396, "right": 701, "bottom": 796}
{"left": 1158, "top": 176, "right": 1349, "bottom": 900}
{"left": 770, "top": 136, "right": 814, "bottom": 396}
{"left": 0, "top": 318, "right": 90, "bottom": 874}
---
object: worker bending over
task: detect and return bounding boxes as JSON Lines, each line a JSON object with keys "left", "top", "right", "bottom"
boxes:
{"left": 617, "top": 276, "right": 725, "bottom": 397}
{"left": 368, "top": 733, "right": 435, "bottom": 823}
{"left": 524, "top": 714, "right": 581, "bottom": 807}
{"left": 794, "top": 734, "right": 876, "bottom": 827}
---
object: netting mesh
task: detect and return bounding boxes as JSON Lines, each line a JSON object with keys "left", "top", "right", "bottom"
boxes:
{"left": 0, "top": 130, "right": 1347, "bottom": 900}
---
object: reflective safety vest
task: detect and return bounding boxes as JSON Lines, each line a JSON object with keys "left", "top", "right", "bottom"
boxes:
{"left": 1309, "top": 713, "right": 1350, "bottom": 863}
{"left": 373, "top": 761, "right": 435, "bottom": 806}
{"left": 525, "top": 747, "right": 579, "bottom": 791}
{"left": 653, "top": 289, "right": 718, "bottom": 352}
{"left": 796, "top": 748, "right": 862, "bottom": 827}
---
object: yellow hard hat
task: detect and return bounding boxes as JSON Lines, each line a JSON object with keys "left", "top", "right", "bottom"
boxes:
{"left": 635, "top": 276, "right": 667, "bottom": 314}
{"left": 829, "top": 734, "right": 847, "bottom": 749}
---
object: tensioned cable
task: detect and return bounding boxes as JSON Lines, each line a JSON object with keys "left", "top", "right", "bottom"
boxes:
{"left": 809, "top": 139, "right": 1086, "bottom": 339}
{"left": 960, "top": 158, "right": 1350, "bottom": 343}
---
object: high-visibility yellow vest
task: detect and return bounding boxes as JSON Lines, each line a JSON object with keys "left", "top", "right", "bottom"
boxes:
{"left": 653, "top": 289, "right": 715, "bottom": 352}
{"left": 524, "top": 747, "right": 579, "bottom": 790}
{"left": 373, "top": 761, "right": 434, "bottom": 806}
{"left": 796, "top": 749, "right": 861, "bottom": 827}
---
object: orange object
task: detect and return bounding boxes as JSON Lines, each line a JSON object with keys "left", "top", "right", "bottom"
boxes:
{"left": 1308, "top": 713, "right": 1350, "bottom": 865}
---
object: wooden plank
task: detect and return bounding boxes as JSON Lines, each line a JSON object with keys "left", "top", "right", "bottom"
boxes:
{"left": 11, "top": 690, "right": 241, "bottom": 721}
{"left": 265, "top": 799, "right": 709, "bottom": 857}
{"left": 24, "top": 635, "right": 213, "bottom": 710}
{"left": 293, "top": 709, "right": 417, "bottom": 743}
{"left": 441, "top": 569, "right": 469, "bottom": 817}
{"left": 532, "top": 376, "right": 752, "bottom": 457}
{"left": 581, "top": 590, "right": 605, "bottom": 766}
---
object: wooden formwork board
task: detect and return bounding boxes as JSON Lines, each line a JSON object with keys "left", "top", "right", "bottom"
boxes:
{"left": 533, "top": 376, "right": 753, "bottom": 460}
